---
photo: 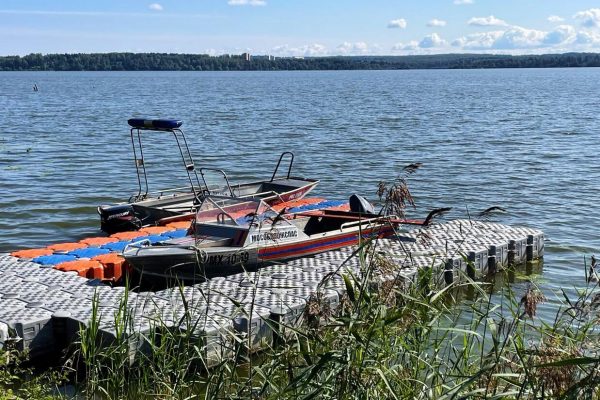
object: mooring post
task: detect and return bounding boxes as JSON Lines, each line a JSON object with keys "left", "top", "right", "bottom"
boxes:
{"left": 51, "top": 310, "right": 71, "bottom": 353}
{"left": 488, "top": 245, "right": 497, "bottom": 275}
{"left": 269, "top": 306, "right": 287, "bottom": 347}
{"left": 444, "top": 259, "right": 454, "bottom": 285}
{"left": 467, "top": 251, "right": 476, "bottom": 279}
{"left": 508, "top": 240, "right": 516, "bottom": 266}
{"left": 233, "top": 315, "right": 251, "bottom": 360}
{"left": 526, "top": 235, "right": 534, "bottom": 262}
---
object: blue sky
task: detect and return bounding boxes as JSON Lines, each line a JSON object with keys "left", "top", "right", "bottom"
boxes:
{"left": 2, "top": 1, "right": 600, "bottom": 56}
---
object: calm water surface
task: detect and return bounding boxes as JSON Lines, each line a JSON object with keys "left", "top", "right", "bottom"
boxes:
{"left": 1, "top": 69, "right": 599, "bottom": 319}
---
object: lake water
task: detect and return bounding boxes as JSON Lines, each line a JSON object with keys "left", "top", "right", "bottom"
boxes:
{"left": 1, "top": 69, "right": 599, "bottom": 319}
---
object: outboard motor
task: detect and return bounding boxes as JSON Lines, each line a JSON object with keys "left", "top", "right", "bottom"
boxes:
{"left": 349, "top": 194, "right": 375, "bottom": 215}
{"left": 98, "top": 204, "right": 141, "bottom": 233}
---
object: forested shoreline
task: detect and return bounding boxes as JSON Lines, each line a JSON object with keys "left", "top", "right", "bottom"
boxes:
{"left": 2, "top": 52, "right": 600, "bottom": 71}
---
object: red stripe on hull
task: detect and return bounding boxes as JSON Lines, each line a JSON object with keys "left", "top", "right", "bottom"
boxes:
{"left": 258, "top": 226, "right": 394, "bottom": 261}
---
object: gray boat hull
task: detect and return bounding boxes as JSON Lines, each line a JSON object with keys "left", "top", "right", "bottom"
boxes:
{"left": 125, "top": 245, "right": 260, "bottom": 281}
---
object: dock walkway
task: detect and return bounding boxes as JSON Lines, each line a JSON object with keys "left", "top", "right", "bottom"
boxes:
{"left": 0, "top": 219, "right": 544, "bottom": 365}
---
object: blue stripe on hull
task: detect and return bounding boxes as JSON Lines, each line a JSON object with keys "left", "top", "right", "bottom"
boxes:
{"left": 260, "top": 229, "right": 389, "bottom": 259}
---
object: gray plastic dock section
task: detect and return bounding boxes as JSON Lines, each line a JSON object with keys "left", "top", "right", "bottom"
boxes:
{"left": 0, "top": 220, "right": 544, "bottom": 363}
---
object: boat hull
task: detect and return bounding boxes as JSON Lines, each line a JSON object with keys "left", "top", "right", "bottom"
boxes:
{"left": 99, "top": 178, "right": 318, "bottom": 233}
{"left": 125, "top": 246, "right": 260, "bottom": 282}
{"left": 125, "top": 224, "right": 394, "bottom": 282}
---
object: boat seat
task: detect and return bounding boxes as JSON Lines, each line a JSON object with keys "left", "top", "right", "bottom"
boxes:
{"left": 259, "top": 182, "right": 293, "bottom": 194}
{"left": 259, "top": 179, "right": 311, "bottom": 194}
{"left": 303, "top": 216, "right": 344, "bottom": 236}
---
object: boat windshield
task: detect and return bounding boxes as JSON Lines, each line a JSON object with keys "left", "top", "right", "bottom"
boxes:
{"left": 194, "top": 196, "right": 292, "bottom": 228}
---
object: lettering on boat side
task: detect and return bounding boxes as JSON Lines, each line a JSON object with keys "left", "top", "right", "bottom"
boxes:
{"left": 107, "top": 211, "right": 132, "bottom": 220}
{"left": 250, "top": 227, "right": 299, "bottom": 243}
{"left": 286, "top": 191, "right": 302, "bottom": 200}
{"left": 199, "top": 251, "right": 250, "bottom": 266}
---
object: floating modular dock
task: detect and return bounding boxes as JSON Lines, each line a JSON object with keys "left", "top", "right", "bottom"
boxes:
{"left": 0, "top": 219, "right": 544, "bottom": 365}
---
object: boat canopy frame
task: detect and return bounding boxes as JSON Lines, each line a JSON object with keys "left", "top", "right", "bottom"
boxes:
{"left": 128, "top": 120, "right": 203, "bottom": 203}
{"left": 126, "top": 119, "right": 303, "bottom": 205}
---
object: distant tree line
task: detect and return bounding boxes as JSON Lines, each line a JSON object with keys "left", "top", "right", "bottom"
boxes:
{"left": 1, "top": 52, "right": 600, "bottom": 71}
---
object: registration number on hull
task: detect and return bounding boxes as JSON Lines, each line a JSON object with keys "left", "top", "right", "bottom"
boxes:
{"left": 197, "top": 250, "right": 251, "bottom": 266}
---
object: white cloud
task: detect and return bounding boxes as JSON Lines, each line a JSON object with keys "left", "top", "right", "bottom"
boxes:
{"left": 303, "top": 44, "right": 327, "bottom": 56}
{"left": 574, "top": 8, "right": 600, "bottom": 28}
{"left": 494, "top": 26, "right": 547, "bottom": 49}
{"left": 272, "top": 41, "right": 380, "bottom": 56}
{"left": 387, "top": 18, "right": 407, "bottom": 29}
{"left": 427, "top": 19, "right": 447, "bottom": 27}
{"left": 543, "top": 25, "right": 576, "bottom": 45}
{"left": 468, "top": 15, "right": 508, "bottom": 27}
{"left": 547, "top": 15, "right": 564, "bottom": 23}
{"left": 336, "top": 41, "right": 371, "bottom": 55}
{"left": 450, "top": 38, "right": 465, "bottom": 47}
{"left": 148, "top": 3, "right": 163, "bottom": 11}
{"left": 370, "top": 43, "right": 383, "bottom": 53}
{"left": 454, "top": 0, "right": 473, "bottom": 4}
{"left": 451, "top": 31, "right": 502, "bottom": 49}
{"left": 271, "top": 43, "right": 327, "bottom": 57}
{"left": 453, "top": 25, "right": 578, "bottom": 50}
{"left": 391, "top": 41, "right": 419, "bottom": 51}
{"left": 575, "top": 31, "right": 600, "bottom": 46}
{"left": 419, "top": 33, "right": 446, "bottom": 48}
{"left": 227, "top": 0, "right": 266, "bottom": 6}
